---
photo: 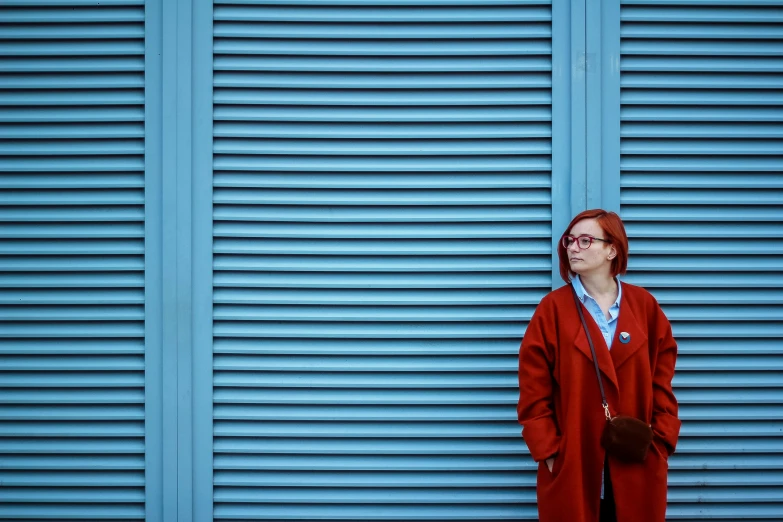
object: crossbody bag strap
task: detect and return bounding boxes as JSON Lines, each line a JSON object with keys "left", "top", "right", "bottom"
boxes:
{"left": 570, "top": 283, "right": 612, "bottom": 421}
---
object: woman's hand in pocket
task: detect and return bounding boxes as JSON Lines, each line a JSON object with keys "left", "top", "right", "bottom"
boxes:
{"left": 546, "top": 456, "right": 556, "bottom": 473}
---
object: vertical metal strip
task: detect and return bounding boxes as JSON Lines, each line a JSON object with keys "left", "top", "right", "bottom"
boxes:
{"left": 570, "top": 0, "right": 588, "bottom": 218}
{"left": 586, "top": 0, "right": 621, "bottom": 212}
{"left": 160, "top": 0, "right": 194, "bottom": 518}
{"left": 144, "top": 0, "right": 163, "bottom": 518}
{"left": 551, "top": 0, "right": 573, "bottom": 288}
{"left": 600, "top": 1, "right": 621, "bottom": 213}
{"left": 585, "top": 0, "right": 602, "bottom": 208}
{"left": 552, "top": 0, "right": 588, "bottom": 288}
{"left": 192, "top": 0, "right": 215, "bottom": 518}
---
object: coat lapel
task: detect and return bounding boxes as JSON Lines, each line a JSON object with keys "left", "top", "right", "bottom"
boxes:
{"left": 573, "top": 302, "right": 619, "bottom": 392}
{"left": 609, "top": 295, "right": 648, "bottom": 371}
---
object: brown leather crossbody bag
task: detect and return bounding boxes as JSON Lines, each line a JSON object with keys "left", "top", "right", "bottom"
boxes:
{"left": 571, "top": 284, "right": 653, "bottom": 463}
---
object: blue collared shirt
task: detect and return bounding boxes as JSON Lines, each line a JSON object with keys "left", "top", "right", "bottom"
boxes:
{"left": 571, "top": 275, "right": 622, "bottom": 499}
{"left": 571, "top": 275, "right": 622, "bottom": 350}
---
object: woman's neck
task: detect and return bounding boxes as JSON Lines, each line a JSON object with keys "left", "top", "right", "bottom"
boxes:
{"left": 578, "top": 273, "right": 618, "bottom": 300}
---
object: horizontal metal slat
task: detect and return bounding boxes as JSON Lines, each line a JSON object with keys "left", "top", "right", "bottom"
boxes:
{"left": 213, "top": 354, "right": 516, "bottom": 373}
{"left": 214, "top": 389, "right": 517, "bottom": 406}
{"left": 213, "top": 238, "right": 550, "bottom": 256}
{"left": 620, "top": 172, "right": 783, "bottom": 189}
{"left": 212, "top": 305, "right": 534, "bottom": 322}
{"left": 0, "top": 272, "right": 143, "bottom": 287}
{"left": 214, "top": 71, "right": 552, "bottom": 89}
{"left": 0, "top": 421, "right": 144, "bottom": 437}
{"left": 0, "top": 322, "right": 144, "bottom": 337}
{"left": 0, "top": 90, "right": 144, "bottom": 106}
{"left": 0, "top": 256, "right": 143, "bottom": 271}
{"left": 214, "top": 89, "right": 552, "bottom": 106}
{"left": 214, "top": 188, "right": 551, "bottom": 205}
{"left": 214, "top": 421, "right": 520, "bottom": 438}
{"left": 0, "top": 405, "right": 144, "bottom": 421}
{"left": 214, "top": 5, "right": 551, "bottom": 22}
{"left": 0, "top": 6, "right": 143, "bottom": 22}
{"left": 214, "top": 22, "right": 551, "bottom": 40}
{"left": 0, "top": 56, "right": 143, "bottom": 72}
{"left": 622, "top": 106, "right": 783, "bottom": 122}
{"left": 0, "top": 240, "right": 144, "bottom": 255}
{"left": 0, "top": 223, "right": 143, "bottom": 238}
{"left": 0, "top": 504, "right": 146, "bottom": 518}
{"left": 0, "top": 123, "right": 144, "bottom": 139}
{"left": 621, "top": 23, "right": 783, "bottom": 39}
{"left": 0, "top": 389, "right": 144, "bottom": 404}
{"left": 0, "top": 39, "right": 144, "bottom": 56}
{"left": 621, "top": 72, "right": 783, "bottom": 89}
{"left": 214, "top": 322, "right": 527, "bottom": 339}
{"left": 0, "top": 156, "right": 144, "bottom": 171}
{"left": 623, "top": 55, "right": 783, "bottom": 73}
{"left": 0, "top": 206, "right": 144, "bottom": 220}
{"left": 214, "top": 138, "right": 551, "bottom": 156}
{"left": 213, "top": 505, "right": 535, "bottom": 520}
{"left": 214, "top": 156, "right": 552, "bottom": 172}
{"left": 0, "top": 306, "right": 144, "bottom": 321}
{"left": 215, "top": 122, "right": 551, "bottom": 139}
{"left": 621, "top": 139, "right": 781, "bottom": 155}
{"left": 622, "top": 122, "right": 783, "bottom": 138}
{"left": 214, "top": 272, "right": 551, "bottom": 289}
{"left": 215, "top": 172, "right": 551, "bottom": 188}
{"left": 0, "top": 23, "right": 144, "bottom": 39}
{"left": 214, "top": 222, "right": 550, "bottom": 239}
{"left": 0, "top": 106, "right": 144, "bottom": 122}
{"left": 215, "top": 38, "right": 552, "bottom": 56}
{"left": 214, "top": 254, "right": 551, "bottom": 273}
{"left": 622, "top": 39, "right": 783, "bottom": 56}
{"left": 622, "top": 89, "right": 783, "bottom": 105}
{"left": 214, "top": 288, "right": 545, "bottom": 304}
{"left": 0, "top": 487, "right": 144, "bottom": 503}
{"left": 214, "top": 371, "right": 517, "bottom": 389}
{"left": 213, "top": 469, "right": 532, "bottom": 488}
{"left": 213, "top": 488, "right": 531, "bottom": 504}
{"left": 0, "top": 139, "right": 143, "bottom": 155}
{"left": 214, "top": 55, "right": 551, "bottom": 73}
{"left": 622, "top": 5, "right": 783, "bottom": 22}
{"left": 212, "top": 338, "right": 522, "bottom": 356}
{"left": 2, "top": 72, "right": 143, "bottom": 89}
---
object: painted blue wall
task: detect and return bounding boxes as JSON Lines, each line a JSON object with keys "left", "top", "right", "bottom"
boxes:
{"left": 0, "top": 0, "right": 780, "bottom": 520}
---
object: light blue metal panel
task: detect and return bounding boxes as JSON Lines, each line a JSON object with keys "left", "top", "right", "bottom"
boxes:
{"left": 618, "top": 1, "right": 783, "bottom": 519}
{"left": 0, "top": 0, "right": 147, "bottom": 520}
{"left": 212, "top": 1, "right": 554, "bottom": 520}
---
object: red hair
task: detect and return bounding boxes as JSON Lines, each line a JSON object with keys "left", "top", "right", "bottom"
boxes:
{"left": 558, "top": 209, "right": 629, "bottom": 283}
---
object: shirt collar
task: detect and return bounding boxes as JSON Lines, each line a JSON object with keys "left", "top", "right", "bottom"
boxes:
{"left": 572, "top": 275, "right": 622, "bottom": 309}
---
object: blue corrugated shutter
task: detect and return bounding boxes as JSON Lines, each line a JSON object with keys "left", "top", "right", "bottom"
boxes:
{"left": 620, "top": 1, "right": 783, "bottom": 519}
{"left": 212, "top": 1, "right": 552, "bottom": 519}
{"left": 0, "top": 0, "right": 146, "bottom": 519}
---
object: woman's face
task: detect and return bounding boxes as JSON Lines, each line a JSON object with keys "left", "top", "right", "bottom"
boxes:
{"left": 567, "top": 218, "right": 617, "bottom": 277}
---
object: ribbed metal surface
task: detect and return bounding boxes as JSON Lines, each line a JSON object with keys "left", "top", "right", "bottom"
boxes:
{"left": 620, "top": 1, "right": 783, "bottom": 519}
{"left": 213, "top": 1, "right": 552, "bottom": 519}
{"left": 0, "top": 0, "right": 146, "bottom": 519}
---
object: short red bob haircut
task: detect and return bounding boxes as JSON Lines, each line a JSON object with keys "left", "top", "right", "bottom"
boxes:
{"left": 558, "top": 209, "right": 629, "bottom": 283}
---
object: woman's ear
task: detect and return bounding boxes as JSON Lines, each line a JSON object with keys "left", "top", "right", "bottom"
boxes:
{"left": 607, "top": 245, "right": 617, "bottom": 261}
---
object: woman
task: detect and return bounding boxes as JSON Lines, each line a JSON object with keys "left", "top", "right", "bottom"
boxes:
{"left": 517, "top": 209, "right": 680, "bottom": 522}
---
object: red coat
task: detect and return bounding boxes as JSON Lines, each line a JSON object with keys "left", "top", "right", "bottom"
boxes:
{"left": 518, "top": 282, "right": 680, "bottom": 522}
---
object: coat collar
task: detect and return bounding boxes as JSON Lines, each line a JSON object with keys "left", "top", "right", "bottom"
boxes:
{"left": 571, "top": 285, "right": 648, "bottom": 393}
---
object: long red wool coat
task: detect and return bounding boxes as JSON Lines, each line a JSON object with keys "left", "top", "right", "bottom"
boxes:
{"left": 517, "top": 282, "right": 680, "bottom": 522}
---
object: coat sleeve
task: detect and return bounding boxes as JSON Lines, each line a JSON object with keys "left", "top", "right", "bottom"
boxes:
{"left": 517, "top": 304, "right": 560, "bottom": 462}
{"left": 651, "top": 304, "right": 681, "bottom": 456}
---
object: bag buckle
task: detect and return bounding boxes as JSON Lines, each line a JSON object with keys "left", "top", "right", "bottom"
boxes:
{"left": 602, "top": 401, "right": 612, "bottom": 421}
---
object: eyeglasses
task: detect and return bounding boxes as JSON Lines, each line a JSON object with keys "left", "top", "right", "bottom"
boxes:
{"left": 561, "top": 234, "right": 611, "bottom": 249}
